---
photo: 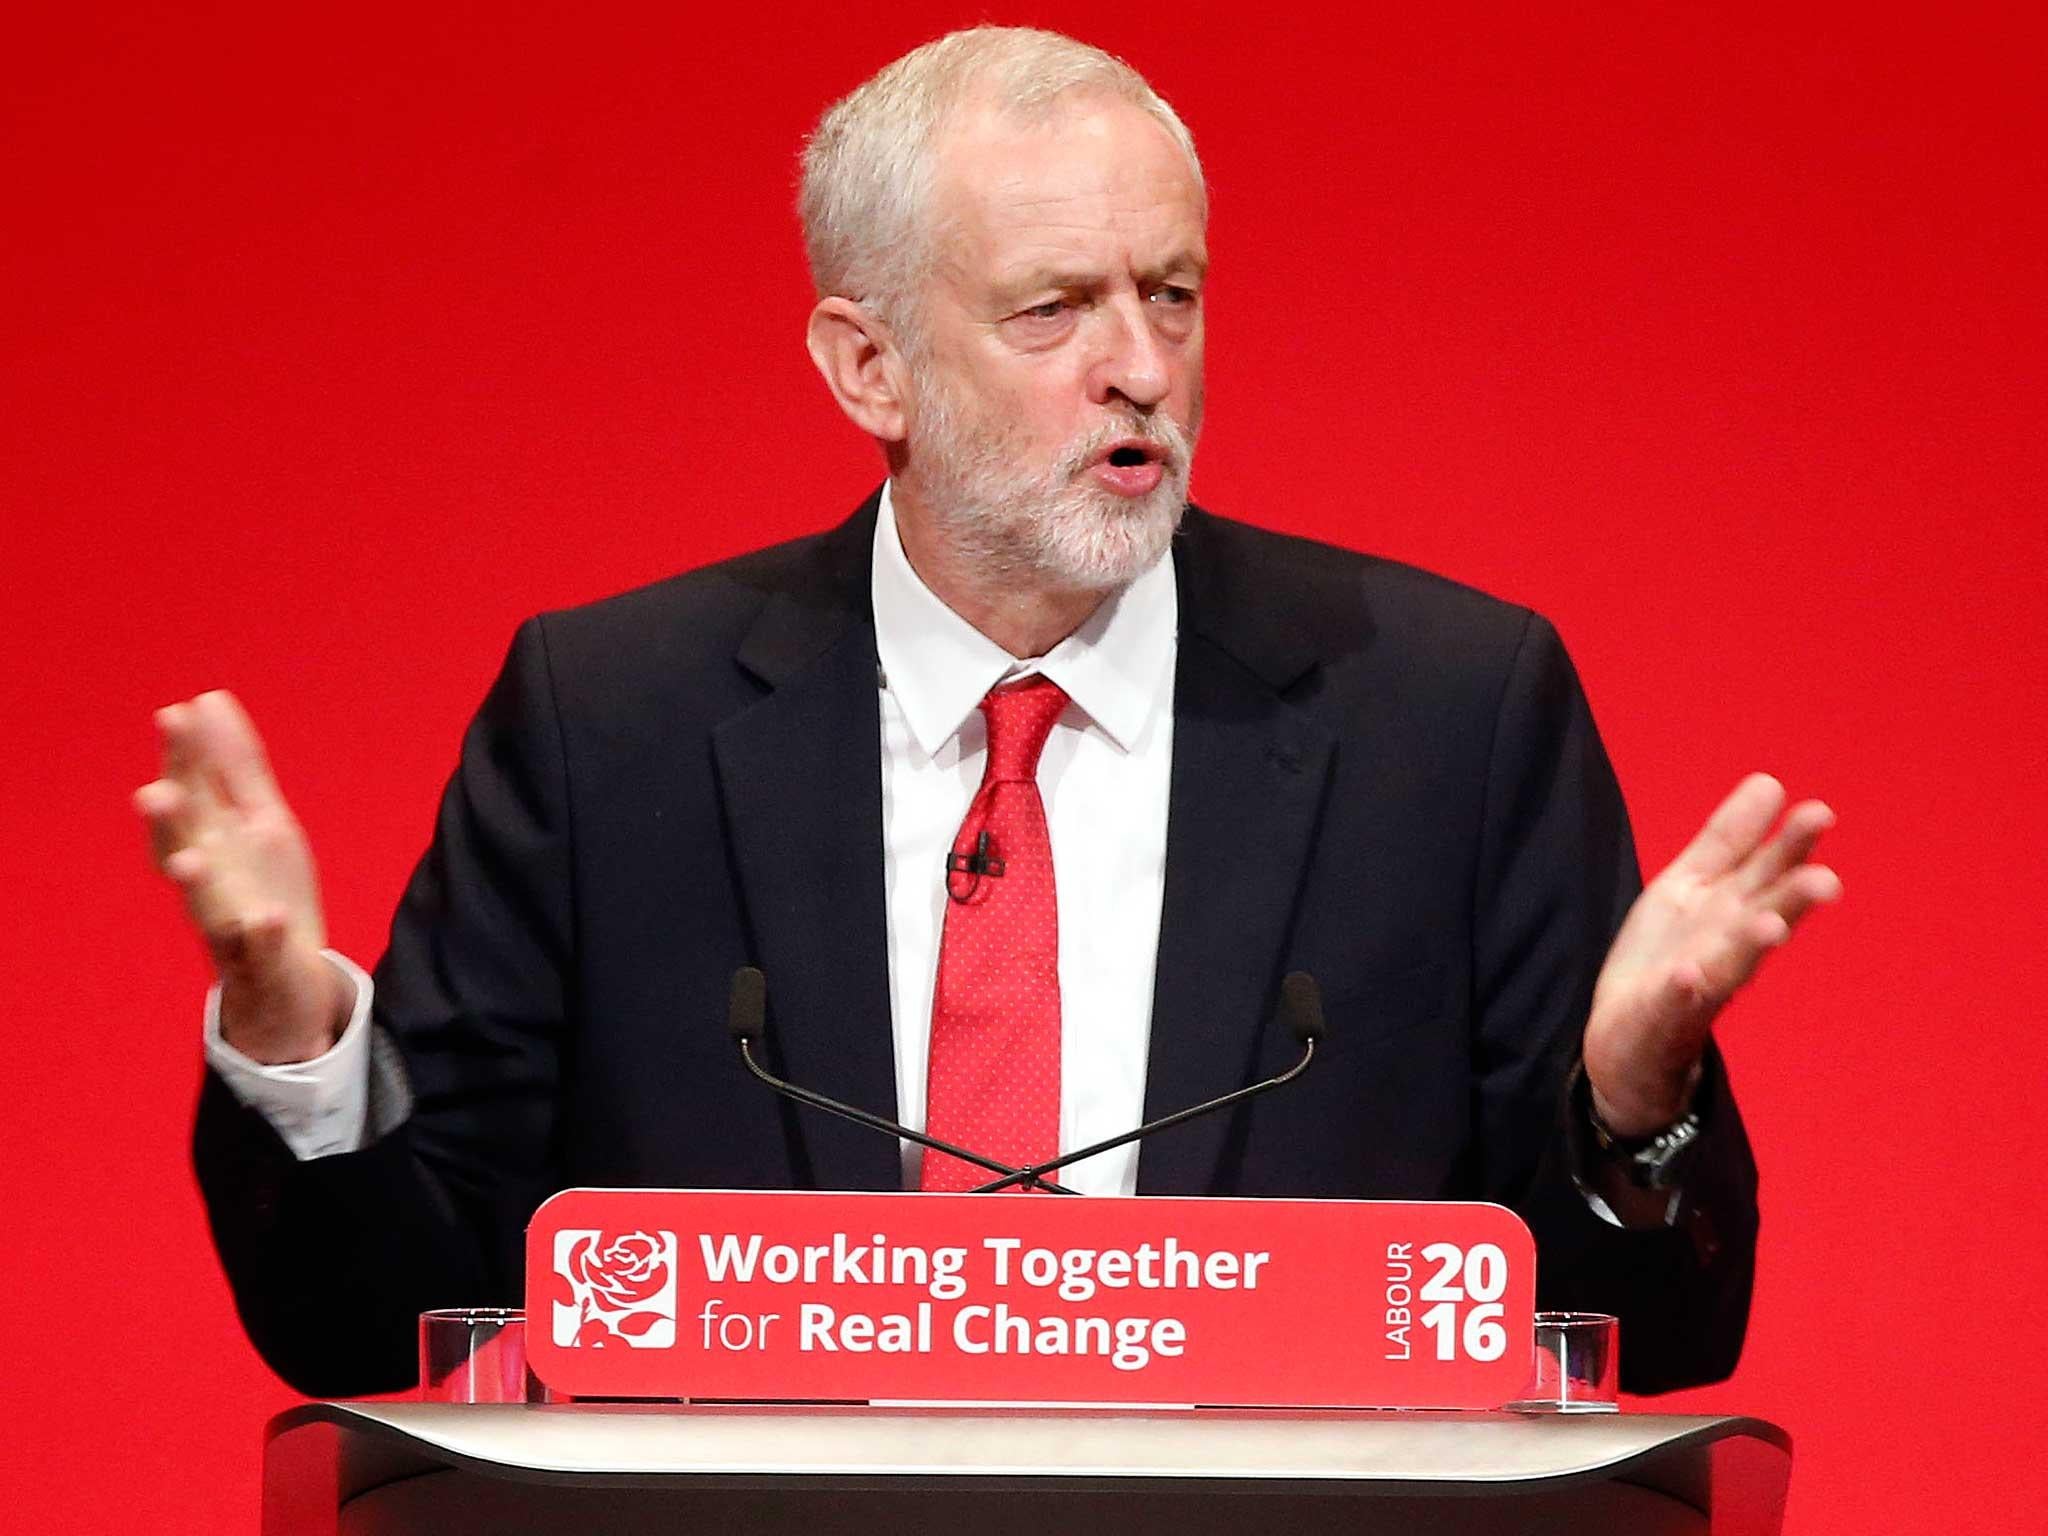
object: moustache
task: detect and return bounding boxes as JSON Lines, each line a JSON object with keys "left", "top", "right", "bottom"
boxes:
{"left": 1058, "top": 416, "right": 1193, "bottom": 479}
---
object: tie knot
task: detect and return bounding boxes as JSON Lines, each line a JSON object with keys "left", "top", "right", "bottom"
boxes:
{"left": 979, "top": 677, "right": 1069, "bottom": 783}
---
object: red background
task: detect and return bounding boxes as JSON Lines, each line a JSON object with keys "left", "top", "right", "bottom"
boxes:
{"left": 4, "top": 3, "right": 2041, "bottom": 1529}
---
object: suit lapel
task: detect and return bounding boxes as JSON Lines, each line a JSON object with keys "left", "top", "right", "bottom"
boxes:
{"left": 1138, "top": 511, "right": 1337, "bottom": 1194}
{"left": 711, "top": 497, "right": 901, "bottom": 1191}
{"left": 706, "top": 500, "right": 1339, "bottom": 1196}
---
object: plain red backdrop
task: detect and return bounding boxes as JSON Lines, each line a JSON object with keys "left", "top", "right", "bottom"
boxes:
{"left": 4, "top": 3, "right": 2042, "bottom": 1529}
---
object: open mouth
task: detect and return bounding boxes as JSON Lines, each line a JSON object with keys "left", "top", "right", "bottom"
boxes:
{"left": 1089, "top": 440, "right": 1169, "bottom": 498}
{"left": 1101, "top": 440, "right": 1165, "bottom": 470}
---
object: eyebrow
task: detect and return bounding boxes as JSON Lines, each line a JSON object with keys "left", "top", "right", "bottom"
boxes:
{"left": 1000, "top": 251, "right": 1210, "bottom": 297}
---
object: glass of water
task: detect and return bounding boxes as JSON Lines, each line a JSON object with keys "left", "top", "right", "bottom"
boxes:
{"left": 417, "top": 1307, "right": 546, "bottom": 1403}
{"left": 1506, "top": 1311, "right": 1620, "bottom": 1412}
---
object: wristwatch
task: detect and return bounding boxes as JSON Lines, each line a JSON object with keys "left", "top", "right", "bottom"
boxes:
{"left": 1579, "top": 1068, "right": 1705, "bottom": 1191}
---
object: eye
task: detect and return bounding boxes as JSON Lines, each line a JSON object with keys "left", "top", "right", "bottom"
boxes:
{"left": 1148, "top": 284, "right": 1198, "bottom": 308}
{"left": 1018, "top": 298, "right": 1070, "bottom": 321}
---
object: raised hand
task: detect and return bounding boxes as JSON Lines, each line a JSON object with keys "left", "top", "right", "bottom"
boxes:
{"left": 1583, "top": 773, "right": 1843, "bottom": 1135}
{"left": 134, "top": 690, "right": 352, "bottom": 1063}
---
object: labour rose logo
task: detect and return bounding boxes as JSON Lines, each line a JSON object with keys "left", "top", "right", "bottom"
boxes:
{"left": 552, "top": 1229, "right": 678, "bottom": 1348}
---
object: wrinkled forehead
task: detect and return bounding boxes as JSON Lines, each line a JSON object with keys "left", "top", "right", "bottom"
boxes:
{"left": 927, "top": 94, "right": 1208, "bottom": 287}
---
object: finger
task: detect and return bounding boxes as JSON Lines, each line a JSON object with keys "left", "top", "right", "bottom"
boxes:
{"left": 1688, "top": 866, "right": 1841, "bottom": 1002}
{"left": 163, "top": 844, "right": 214, "bottom": 893}
{"left": 133, "top": 778, "right": 200, "bottom": 867}
{"left": 1670, "top": 773, "right": 1787, "bottom": 881}
{"left": 154, "top": 702, "right": 220, "bottom": 811}
{"left": 1735, "top": 798, "right": 1836, "bottom": 897}
{"left": 1755, "top": 862, "right": 1845, "bottom": 931}
{"left": 1680, "top": 917, "right": 1779, "bottom": 1007}
{"left": 162, "top": 844, "right": 246, "bottom": 934}
{"left": 189, "top": 690, "right": 283, "bottom": 811}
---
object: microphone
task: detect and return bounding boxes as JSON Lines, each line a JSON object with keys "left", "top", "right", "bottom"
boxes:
{"left": 969, "top": 971, "right": 1328, "bottom": 1193}
{"left": 726, "top": 967, "right": 1079, "bottom": 1195}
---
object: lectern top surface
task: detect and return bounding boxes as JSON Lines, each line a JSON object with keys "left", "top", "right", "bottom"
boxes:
{"left": 275, "top": 1402, "right": 1788, "bottom": 1489}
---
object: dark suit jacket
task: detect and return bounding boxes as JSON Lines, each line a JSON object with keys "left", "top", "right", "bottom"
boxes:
{"left": 195, "top": 495, "right": 1758, "bottom": 1398}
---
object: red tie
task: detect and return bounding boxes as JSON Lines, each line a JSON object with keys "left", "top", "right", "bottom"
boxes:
{"left": 920, "top": 677, "right": 1069, "bottom": 1192}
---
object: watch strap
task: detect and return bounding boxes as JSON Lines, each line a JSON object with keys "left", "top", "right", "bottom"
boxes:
{"left": 1578, "top": 1065, "right": 1706, "bottom": 1191}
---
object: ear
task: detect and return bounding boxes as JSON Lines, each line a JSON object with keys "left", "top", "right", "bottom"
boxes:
{"left": 805, "top": 297, "right": 910, "bottom": 443}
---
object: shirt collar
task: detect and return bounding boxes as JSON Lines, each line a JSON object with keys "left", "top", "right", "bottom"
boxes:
{"left": 871, "top": 481, "right": 1178, "bottom": 759}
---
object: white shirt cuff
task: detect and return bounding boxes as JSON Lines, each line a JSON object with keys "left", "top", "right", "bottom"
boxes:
{"left": 1578, "top": 1183, "right": 1683, "bottom": 1230}
{"left": 203, "top": 950, "right": 376, "bottom": 1160}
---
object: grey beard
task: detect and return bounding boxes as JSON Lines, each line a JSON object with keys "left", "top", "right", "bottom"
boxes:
{"left": 912, "top": 389, "right": 1197, "bottom": 594}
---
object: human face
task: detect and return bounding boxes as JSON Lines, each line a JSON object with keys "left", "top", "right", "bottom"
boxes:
{"left": 897, "top": 95, "right": 1208, "bottom": 594}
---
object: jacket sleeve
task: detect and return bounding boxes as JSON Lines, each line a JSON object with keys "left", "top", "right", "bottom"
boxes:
{"left": 193, "top": 616, "right": 574, "bottom": 1397}
{"left": 1469, "top": 611, "right": 1759, "bottom": 1393}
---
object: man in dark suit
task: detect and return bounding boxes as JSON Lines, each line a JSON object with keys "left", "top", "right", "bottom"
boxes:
{"left": 139, "top": 27, "right": 1841, "bottom": 1400}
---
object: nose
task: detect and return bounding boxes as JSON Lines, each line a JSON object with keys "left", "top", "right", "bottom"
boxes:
{"left": 1087, "top": 294, "right": 1171, "bottom": 411}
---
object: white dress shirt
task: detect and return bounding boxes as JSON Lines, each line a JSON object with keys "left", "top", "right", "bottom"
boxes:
{"left": 874, "top": 485, "right": 1174, "bottom": 1196}
{"left": 206, "top": 483, "right": 1178, "bottom": 1198}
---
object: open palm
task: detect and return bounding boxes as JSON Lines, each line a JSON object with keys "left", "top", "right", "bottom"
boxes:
{"left": 1583, "top": 773, "right": 1842, "bottom": 1135}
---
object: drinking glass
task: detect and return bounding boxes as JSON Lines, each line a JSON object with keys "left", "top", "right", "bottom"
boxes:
{"left": 1506, "top": 1310, "right": 1619, "bottom": 1413}
{"left": 418, "top": 1307, "right": 546, "bottom": 1403}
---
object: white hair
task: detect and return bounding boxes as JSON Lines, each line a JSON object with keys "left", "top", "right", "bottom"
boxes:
{"left": 798, "top": 26, "right": 1206, "bottom": 342}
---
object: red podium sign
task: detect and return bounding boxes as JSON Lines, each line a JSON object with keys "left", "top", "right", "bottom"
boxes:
{"left": 525, "top": 1191, "right": 1536, "bottom": 1408}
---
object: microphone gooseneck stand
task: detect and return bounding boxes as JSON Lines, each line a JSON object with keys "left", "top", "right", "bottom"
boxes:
{"left": 727, "top": 966, "right": 1330, "bottom": 1196}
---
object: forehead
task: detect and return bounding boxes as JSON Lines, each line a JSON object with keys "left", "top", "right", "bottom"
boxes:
{"left": 929, "top": 96, "right": 1208, "bottom": 291}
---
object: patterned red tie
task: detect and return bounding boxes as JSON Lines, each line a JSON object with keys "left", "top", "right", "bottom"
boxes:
{"left": 920, "top": 677, "right": 1069, "bottom": 1192}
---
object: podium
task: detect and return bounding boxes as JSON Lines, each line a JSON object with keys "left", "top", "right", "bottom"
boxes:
{"left": 263, "top": 1402, "right": 1791, "bottom": 1534}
